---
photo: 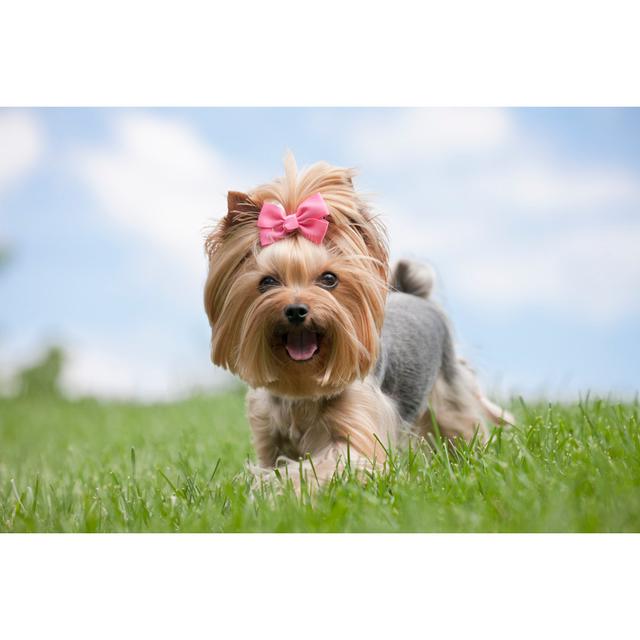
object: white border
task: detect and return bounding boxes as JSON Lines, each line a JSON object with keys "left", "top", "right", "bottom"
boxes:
{"left": 2, "top": 2, "right": 638, "bottom": 635}
{"left": 1, "top": 534, "right": 637, "bottom": 639}
{"left": 1, "top": 1, "right": 639, "bottom": 105}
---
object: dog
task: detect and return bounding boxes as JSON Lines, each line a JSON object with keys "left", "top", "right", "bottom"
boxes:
{"left": 204, "top": 155, "right": 512, "bottom": 489}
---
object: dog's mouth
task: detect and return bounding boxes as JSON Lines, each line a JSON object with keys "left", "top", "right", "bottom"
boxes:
{"left": 280, "top": 329, "right": 322, "bottom": 361}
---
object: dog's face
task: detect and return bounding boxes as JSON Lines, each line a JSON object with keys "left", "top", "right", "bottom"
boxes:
{"left": 204, "top": 159, "right": 388, "bottom": 397}
{"left": 210, "top": 236, "right": 385, "bottom": 397}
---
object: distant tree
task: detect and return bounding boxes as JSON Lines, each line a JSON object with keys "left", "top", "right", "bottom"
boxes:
{"left": 0, "top": 245, "right": 10, "bottom": 270}
{"left": 18, "top": 347, "right": 65, "bottom": 397}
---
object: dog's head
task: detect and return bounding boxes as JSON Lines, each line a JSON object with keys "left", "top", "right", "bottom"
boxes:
{"left": 204, "top": 155, "right": 389, "bottom": 398}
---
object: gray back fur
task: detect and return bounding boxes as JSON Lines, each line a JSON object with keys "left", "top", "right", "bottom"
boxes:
{"left": 374, "top": 277, "right": 457, "bottom": 423}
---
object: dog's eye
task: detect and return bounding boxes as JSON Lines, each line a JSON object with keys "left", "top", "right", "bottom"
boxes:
{"left": 317, "top": 272, "right": 338, "bottom": 289}
{"left": 259, "top": 275, "right": 280, "bottom": 293}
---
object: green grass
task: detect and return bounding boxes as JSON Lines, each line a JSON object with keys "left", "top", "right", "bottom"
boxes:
{"left": 1, "top": 391, "right": 639, "bottom": 532}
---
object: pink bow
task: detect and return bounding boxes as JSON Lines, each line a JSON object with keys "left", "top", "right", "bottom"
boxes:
{"left": 257, "top": 193, "right": 329, "bottom": 247}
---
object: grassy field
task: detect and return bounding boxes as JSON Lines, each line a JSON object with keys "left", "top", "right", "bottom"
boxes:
{"left": 1, "top": 390, "right": 639, "bottom": 532}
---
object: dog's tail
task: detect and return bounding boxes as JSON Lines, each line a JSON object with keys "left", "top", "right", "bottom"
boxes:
{"left": 390, "top": 259, "right": 435, "bottom": 299}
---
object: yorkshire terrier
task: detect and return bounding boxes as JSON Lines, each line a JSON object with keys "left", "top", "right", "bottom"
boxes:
{"left": 204, "top": 155, "right": 512, "bottom": 489}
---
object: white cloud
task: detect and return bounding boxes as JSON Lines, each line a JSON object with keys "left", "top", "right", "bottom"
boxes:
{"left": 348, "top": 108, "right": 640, "bottom": 322}
{"left": 73, "top": 114, "right": 249, "bottom": 280}
{"left": 350, "top": 108, "right": 639, "bottom": 216}
{"left": 61, "top": 343, "right": 235, "bottom": 401}
{"left": 62, "top": 114, "right": 259, "bottom": 399}
{"left": 350, "top": 108, "right": 513, "bottom": 165}
{"left": 470, "top": 163, "right": 639, "bottom": 211}
{"left": 385, "top": 198, "right": 640, "bottom": 322}
{"left": 452, "top": 225, "right": 640, "bottom": 322}
{"left": 0, "top": 110, "right": 44, "bottom": 197}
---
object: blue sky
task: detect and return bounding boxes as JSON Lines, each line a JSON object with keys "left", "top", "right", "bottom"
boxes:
{"left": 1, "top": 108, "right": 639, "bottom": 399}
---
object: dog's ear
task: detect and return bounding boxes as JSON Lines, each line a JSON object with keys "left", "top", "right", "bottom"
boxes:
{"left": 204, "top": 191, "right": 261, "bottom": 331}
{"left": 204, "top": 191, "right": 259, "bottom": 260}
{"left": 226, "top": 191, "right": 260, "bottom": 225}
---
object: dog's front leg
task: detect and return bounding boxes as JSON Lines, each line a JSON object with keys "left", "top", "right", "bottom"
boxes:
{"left": 246, "top": 388, "right": 281, "bottom": 468}
{"left": 246, "top": 388, "right": 347, "bottom": 492}
{"left": 246, "top": 383, "right": 399, "bottom": 493}
{"left": 250, "top": 442, "right": 373, "bottom": 494}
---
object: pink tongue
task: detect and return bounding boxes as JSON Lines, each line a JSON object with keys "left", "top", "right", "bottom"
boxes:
{"left": 285, "top": 331, "right": 318, "bottom": 361}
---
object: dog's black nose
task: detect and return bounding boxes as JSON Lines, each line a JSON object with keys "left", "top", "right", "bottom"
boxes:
{"left": 284, "top": 303, "right": 309, "bottom": 325}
